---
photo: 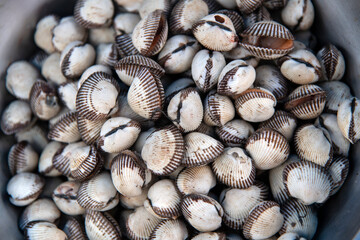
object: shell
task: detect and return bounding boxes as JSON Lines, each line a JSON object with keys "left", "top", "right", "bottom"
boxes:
{"left": 167, "top": 88, "right": 203, "bottom": 132}
{"left": 217, "top": 9, "right": 245, "bottom": 34}
{"left": 281, "top": 0, "right": 315, "bottom": 31}
{"left": 217, "top": 60, "right": 256, "bottom": 96}
{"left": 317, "top": 44, "right": 346, "bottom": 81}
{"left": 283, "top": 161, "right": 333, "bottom": 205}
{"left": 192, "top": 232, "right": 226, "bottom": 240}
{"left": 58, "top": 82, "right": 78, "bottom": 111}
{"left": 216, "top": 119, "right": 254, "bottom": 147}
{"left": 114, "top": 33, "right": 140, "bottom": 58}
{"left": 30, "top": 80, "right": 61, "bottom": 120}
{"left": 76, "top": 72, "right": 120, "bottom": 121}
{"left": 204, "top": 90, "right": 235, "bottom": 126}
{"left": 89, "top": 27, "right": 116, "bottom": 46}
{"left": 74, "top": 0, "right": 114, "bottom": 28}
{"left": 96, "top": 43, "right": 118, "bottom": 67}
{"left": 78, "top": 64, "right": 112, "bottom": 88}
{"left": 235, "top": 88, "right": 277, "bottom": 122}
{"left": 63, "top": 217, "right": 87, "bottom": 240}
{"left": 1, "top": 100, "right": 33, "bottom": 135}
{"left": 245, "top": 128, "right": 290, "bottom": 170}
{"left": 337, "top": 97, "right": 360, "bottom": 144}
{"left": 183, "top": 132, "right": 224, "bottom": 167}
{"left": 240, "top": 21, "right": 294, "bottom": 59}
{"left": 222, "top": 44, "right": 260, "bottom": 67}
{"left": 243, "top": 5, "right": 272, "bottom": 28}
{"left": 150, "top": 219, "right": 188, "bottom": 240}
{"left": 285, "top": 84, "right": 326, "bottom": 120}
{"left": 139, "top": 0, "right": 171, "bottom": 19}
{"left": 52, "top": 181, "right": 85, "bottom": 215}
{"left": 77, "top": 172, "right": 119, "bottom": 211}
{"left": 318, "top": 81, "right": 352, "bottom": 113}
{"left": 42, "top": 53, "right": 67, "bottom": 85}
{"left": 120, "top": 186, "right": 150, "bottom": 210}
{"left": 127, "top": 68, "right": 165, "bottom": 120}
{"left": 24, "top": 222, "right": 67, "bottom": 240}
{"left": 48, "top": 111, "right": 81, "bottom": 143}
{"left": 132, "top": 9, "right": 168, "bottom": 56}
{"left": 176, "top": 165, "right": 216, "bottom": 195}
{"left": 114, "top": 0, "right": 143, "bottom": 12}
{"left": 329, "top": 156, "right": 349, "bottom": 195}
{"left": 212, "top": 147, "right": 255, "bottom": 188}
{"left": 98, "top": 117, "right": 141, "bottom": 153}
{"left": 15, "top": 125, "right": 49, "bottom": 152}
{"left": 8, "top": 141, "right": 38, "bottom": 175}
{"left": 259, "top": 110, "right": 297, "bottom": 141}
{"left": 38, "top": 141, "right": 64, "bottom": 177}
{"left": 294, "top": 124, "right": 333, "bottom": 167}
{"left": 34, "top": 15, "right": 59, "bottom": 53}
{"left": 236, "top": 0, "right": 263, "bottom": 14}
{"left": 263, "top": 0, "right": 287, "bottom": 9}
{"left": 193, "top": 13, "right": 238, "bottom": 51}
{"left": 279, "top": 199, "right": 318, "bottom": 239}
{"left": 115, "top": 55, "right": 165, "bottom": 86}
{"left": 77, "top": 116, "right": 107, "bottom": 145}
{"left": 6, "top": 172, "right": 45, "bottom": 206}
{"left": 181, "top": 193, "right": 224, "bottom": 232}
{"left": 141, "top": 125, "right": 184, "bottom": 175}
{"left": 243, "top": 201, "right": 284, "bottom": 240}
{"left": 113, "top": 13, "right": 141, "bottom": 34}
{"left": 220, "top": 181, "right": 268, "bottom": 230}
{"left": 85, "top": 210, "right": 122, "bottom": 240}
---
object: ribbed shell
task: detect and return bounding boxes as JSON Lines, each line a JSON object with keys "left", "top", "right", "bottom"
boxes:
{"left": 115, "top": 55, "right": 165, "bottom": 86}
{"left": 216, "top": 119, "right": 255, "bottom": 147}
{"left": 236, "top": 0, "right": 263, "bottom": 14}
{"left": 64, "top": 217, "right": 87, "bottom": 240}
{"left": 141, "top": 125, "right": 184, "bottom": 175}
{"left": 318, "top": 81, "right": 351, "bottom": 113}
{"left": 263, "top": 0, "right": 287, "bottom": 9}
{"left": 48, "top": 111, "right": 81, "bottom": 143}
{"left": 212, "top": 147, "right": 255, "bottom": 188}
{"left": 192, "top": 232, "right": 226, "bottom": 240}
{"left": 96, "top": 43, "right": 118, "bottom": 67}
{"left": 77, "top": 116, "right": 107, "bottom": 145}
{"left": 279, "top": 199, "right": 318, "bottom": 240}
{"left": 52, "top": 181, "right": 85, "bottom": 216}
{"left": 220, "top": 181, "right": 268, "bottom": 230}
{"left": 183, "top": 132, "right": 224, "bottom": 167}
{"left": 259, "top": 110, "right": 297, "bottom": 141}
{"left": 38, "top": 141, "right": 64, "bottom": 177}
{"left": 235, "top": 87, "right": 277, "bottom": 122}
{"left": 53, "top": 142, "right": 87, "bottom": 177}
{"left": 176, "top": 165, "right": 216, "bottom": 195}
{"left": 8, "top": 141, "right": 38, "bottom": 175}
{"left": 329, "top": 156, "right": 349, "bottom": 196}
{"left": 132, "top": 9, "right": 168, "bottom": 56}
{"left": 245, "top": 6, "right": 272, "bottom": 28}
{"left": 337, "top": 97, "right": 360, "bottom": 144}
{"left": 217, "top": 9, "right": 245, "bottom": 34}
{"left": 114, "top": 34, "right": 140, "bottom": 58}
{"left": 243, "top": 201, "right": 284, "bottom": 240}
{"left": 74, "top": 0, "right": 114, "bottom": 29}
{"left": 285, "top": 84, "right": 326, "bottom": 120}
{"left": 127, "top": 68, "right": 165, "bottom": 120}
{"left": 204, "top": 90, "right": 235, "bottom": 126}
{"left": 181, "top": 194, "right": 224, "bottom": 232}
{"left": 110, "top": 150, "right": 146, "bottom": 197}
{"left": 317, "top": 44, "right": 345, "bottom": 81}
{"left": 1, "top": 100, "right": 33, "bottom": 135}
{"left": 150, "top": 219, "right": 188, "bottom": 240}
{"left": 85, "top": 210, "right": 121, "bottom": 240}
{"left": 240, "top": 21, "right": 294, "bottom": 59}
{"left": 245, "top": 128, "right": 290, "bottom": 170}
{"left": 76, "top": 72, "right": 120, "bottom": 121}
{"left": 24, "top": 222, "right": 67, "bottom": 240}
{"left": 294, "top": 124, "right": 333, "bottom": 168}
{"left": 58, "top": 82, "right": 78, "bottom": 111}
{"left": 283, "top": 161, "right": 333, "bottom": 205}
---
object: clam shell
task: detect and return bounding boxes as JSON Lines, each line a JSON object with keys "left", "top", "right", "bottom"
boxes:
{"left": 24, "top": 222, "right": 67, "bottom": 240}
{"left": 245, "top": 128, "right": 290, "bottom": 170}
{"left": 113, "top": 12, "right": 141, "bottom": 35}
{"left": 48, "top": 111, "right": 81, "bottom": 143}
{"left": 42, "top": 53, "right": 67, "bottom": 85}
{"left": 132, "top": 9, "right": 168, "bottom": 57}
{"left": 150, "top": 219, "right": 188, "bottom": 240}
{"left": 6, "top": 172, "right": 45, "bottom": 206}
{"left": 15, "top": 125, "right": 49, "bottom": 152}
{"left": 38, "top": 141, "right": 64, "bottom": 177}
{"left": 244, "top": 5, "right": 272, "bottom": 28}
{"left": 337, "top": 97, "right": 360, "bottom": 144}
{"left": 141, "top": 125, "right": 184, "bottom": 175}
{"left": 243, "top": 201, "right": 284, "bottom": 240}
{"left": 195, "top": 122, "right": 216, "bottom": 138}
{"left": 58, "top": 82, "right": 78, "bottom": 111}
{"left": 192, "top": 232, "right": 226, "bottom": 240}
{"left": 76, "top": 72, "right": 120, "bottom": 121}
{"left": 127, "top": 68, "right": 165, "bottom": 120}
{"left": 1, "top": 100, "right": 33, "bottom": 135}
{"left": 285, "top": 84, "right": 326, "bottom": 120}
{"left": 212, "top": 147, "right": 255, "bottom": 188}
{"left": 235, "top": 87, "right": 277, "bottom": 122}
{"left": 133, "top": 127, "right": 156, "bottom": 154}
{"left": 263, "top": 0, "right": 287, "bottom": 9}
{"left": 63, "top": 217, "right": 87, "bottom": 240}
{"left": 317, "top": 44, "right": 345, "bottom": 81}
{"left": 77, "top": 116, "right": 107, "bottom": 145}
{"left": 74, "top": 0, "right": 114, "bottom": 28}
{"left": 114, "top": 33, "right": 140, "bottom": 58}
{"left": 52, "top": 181, "right": 85, "bottom": 215}
{"left": 85, "top": 210, "right": 122, "bottom": 240}
{"left": 181, "top": 193, "right": 224, "bottom": 232}
{"left": 217, "top": 9, "right": 245, "bottom": 34}
{"left": 329, "top": 156, "right": 349, "bottom": 196}
{"left": 204, "top": 90, "right": 235, "bottom": 127}
{"left": 281, "top": 0, "right": 314, "bottom": 31}
{"left": 120, "top": 186, "right": 150, "bottom": 210}
{"left": 283, "top": 161, "right": 333, "bottom": 205}
{"left": 78, "top": 64, "right": 112, "bottom": 88}
{"left": 34, "top": 15, "right": 59, "bottom": 53}
{"left": 318, "top": 81, "right": 351, "bottom": 113}
{"left": 236, "top": 0, "right": 263, "bottom": 14}
{"left": 183, "top": 132, "right": 224, "bottom": 167}
{"left": 139, "top": 0, "right": 171, "bottom": 19}
{"left": 279, "top": 199, "right": 318, "bottom": 239}
{"left": 8, "top": 141, "right": 38, "bottom": 175}
{"left": 96, "top": 43, "right": 118, "bottom": 67}
{"left": 240, "top": 21, "right": 294, "bottom": 59}
{"left": 115, "top": 55, "right": 165, "bottom": 86}
{"left": 259, "top": 110, "right": 297, "bottom": 141}
{"left": 215, "top": 119, "right": 255, "bottom": 147}
{"left": 89, "top": 26, "right": 116, "bottom": 46}
{"left": 222, "top": 44, "right": 260, "bottom": 67}
{"left": 220, "top": 181, "right": 268, "bottom": 230}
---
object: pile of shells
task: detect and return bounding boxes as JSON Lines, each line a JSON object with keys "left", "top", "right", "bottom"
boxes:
{"left": 1, "top": 0, "right": 356, "bottom": 239}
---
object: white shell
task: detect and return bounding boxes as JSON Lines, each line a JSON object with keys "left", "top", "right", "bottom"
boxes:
{"left": 34, "top": 15, "right": 59, "bottom": 53}
{"left": 41, "top": 53, "right": 67, "bottom": 85}
{"left": 89, "top": 27, "right": 115, "bottom": 46}
{"left": 150, "top": 219, "right": 188, "bottom": 240}
{"left": 15, "top": 125, "right": 49, "bottom": 152}
{"left": 58, "top": 82, "right": 78, "bottom": 111}
{"left": 52, "top": 181, "right": 85, "bottom": 215}
{"left": 113, "top": 13, "right": 141, "bottom": 34}
{"left": 85, "top": 210, "right": 122, "bottom": 240}
{"left": 25, "top": 222, "right": 67, "bottom": 240}
{"left": 204, "top": 90, "right": 235, "bottom": 126}
{"left": 8, "top": 141, "right": 38, "bottom": 175}
{"left": 78, "top": 64, "right": 112, "bottom": 89}
{"left": 281, "top": 0, "right": 315, "bottom": 31}
{"left": 337, "top": 97, "right": 360, "bottom": 144}
{"left": 1, "top": 100, "right": 32, "bottom": 135}
{"left": 38, "top": 141, "right": 64, "bottom": 177}
{"left": 318, "top": 81, "right": 352, "bottom": 113}
{"left": 74, "top": 0, "right": 114, "bottom": 28}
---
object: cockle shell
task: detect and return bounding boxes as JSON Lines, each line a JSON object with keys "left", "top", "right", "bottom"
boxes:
{"left": 204, "top": 90, "right": 235, "bottom": 126}
{"left": 52, "top": 181, "right": 85, "bottom": 215}
{"left": 317, "top": 44, "right": 346, "bottom": 81}
{"left": 24, "top": 222, "right": 67, "bottom": 240}
{"left": 236, "top": 0, "right": 263, "bottom": 14}
{"left": 328, "top": 156, "right": 349, "bottom": 195}
{"left": 48, "top": 111, "right": 81, "bottom": 143}
{"left": 150, "top": 219, "right": 188, "bottom": 240}
{"left": 1, "top": 100, "right": 33, "bottom": 135}
{"left": 281, "top": 0, "right": 315, "bottom": 31}
{"left": 58, "top": 82, "right": 78, "bottom": 111}
{"left": 337, "top": 97, "right": 360, "bottom": 144}
{"left": 63, "top": 217, "right": 87, "bottom": 240}
{"left": 34, "top": 15, "right": 59, "bottom": 53}
{"left": 42, "top": 52, "right": 67, "bottom": 86}
{"left": 318, "top": 81, "right": 352, "bottom": 113}
{"left": 216, "top": 119, "right": 254, "bottom": 147}
{"left": 74, "top": 0, "right": 114, "bottom": 28}
{"left": 259, "top": 110, "right": 297, "bottom": 141}
{"left": 38, "top": 141, "right": 64, "bottom": 177}
{"left": 8, "top": 141, "right": 38, "bottom": 175}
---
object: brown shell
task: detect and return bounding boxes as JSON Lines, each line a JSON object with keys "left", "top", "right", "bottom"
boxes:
{"left": 48, "top": 111, "right": 81, "bottom": 143}
{"left": 64, "top": 217, "right": 87, "bottom": 240}
{"left": 215, "top": 119, "right": 255, "bottom": 147}
{"left": 8, "top": 141, "right": 38, "bottom": 175}
{"left": 236, "top": 0, "right": 264, "bottom": 14}
{"left": 77, "top": 116, "right": 107, "bottom": 145}
{"left": 204, "top": 90, "right": 235, "bottom": 127}
{"left": 263, "top": 0, "right": 287, "bottom": 9}
{"left": 329, "top": 156, "right": 349, "bottom": 195}
{"left": 85, "top": 210, "right": 122, "bottom": 240}
{"left": 217, "top": 9, "right": 245, "bottom": 34}
{"left": 150, "top": 219, "right": 188, "bottom": 240}
{"left": 317, "top": 43, "right": 345, "bottom": 81}
{"left": 74, "top": 0, "right": 114, "bottom": 29}
{"left": 240, "top": 21, "right": 294, "bottom": 59}
{"left": 114, "top": 33, "right": 139, "bottom": 58}
{"left": 245, "top": 6, "right": 272, "bottom": 27}
{"left": 259, "top": 110, "right": 297, "bottom": 141}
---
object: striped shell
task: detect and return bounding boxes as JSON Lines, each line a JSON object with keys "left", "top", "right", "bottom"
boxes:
{"left": 1, "top": 100, "right": 33, "bottom": 135}
{"left": 283, "top": 161, "right": 333, "bottom": 205}
{"left": 77, "top": 116, "right": 107, "bottom": 145}
{"left": 217, "top": 9, "right": 245, "bottom": 34}
{"left": 259, "top": 110, "right": 297, "bottom": 141}
{"left": 204, "top": 90, "right": 235, "bottom": 126}
{"left": 212, "top": 147, "right": 255, "bottom": 188}
{"left": 58, "top": 82, "right": 78, "bottom": 111}
{"left": 150, "top": 219, "right": 188, "bottom": 240}
{"left": 329, "top": 156, "right": 349, "bottom": 196}
{"left": 183, "top": 132, "right": 224, "bottom": 167}
{"left": 236, "top": 0, "right": 263, "bottom": 14}
{"left": 317, "top": 44, "right": 345, "bottom": 81}
{"left": 96, "top": 43, "right": 118, "bottom": 67}
{"left": 263, "top": 0, "right": 287, "bottom": 9}
{"left": 337, "top": 97, "right": 360, "bottom": 144}
{"left": 85, "top": 210, "right": 121, "bottom": 240}
{"left": 38, "top": 141, "right": 64, "bottom": 177}
{"left": 24, "top": 222, "right": 67, "bottom": 240}
{"left": 63, "top": 217, "right": 87, "bottom": 240}
{"left": 216, "top": 119, "right": 255, "bottom": 147}
{"left": 318, "top": 81, "right": 351, "bottom": 113}
{"left": 240, "top": 21, "right": 294, "bottom": 59}
{"left": 132, "top": 9, "right": 168, "bottom": 57}
{"left": 243, "top": 201, "right": 284, "bottom": 240}
{"left": 245, "top": 128, "right": 290, "bottom": 170}
{"left": 8, "top": 141, "right": 38, "bottom": 175}
{"left": 48, "top": 111, "right": 81, "bottom": 143}
{"left": 114, "top": 33, "right": 140, "bottom": 58}
{"left": 235, "top": 88, "right": 277, "bottom": 122}
{"left": 285, "top": 84, "right": 326, "bottom": 120}
{"left": 78, "top": 64, "right": 112, "bottom": 88}
{"left": 52, "top": 181, "right": 85, "bottom": 215}
{"left": 192, "top": 232, "right": 226, "bottom": 240}
{"left": 74, "top": 0, "right": 114, "bottom": 28}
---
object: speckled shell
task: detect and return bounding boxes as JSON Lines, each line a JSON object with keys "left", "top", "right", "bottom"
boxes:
{"left": 85, "top": 210, "right": 121, "bottom": 240}
{"left": 38, "top": 141, "right": 64, "bottom": 177}
{"left": 245, "top": 128, "right": 290, "bottom": 170}
{"left": 1, "top": 100, "right": 33, "bottom": 135}
{"left": 243, "top": 201, "right": 284, "bottom": 240}
{"left": 115, "top": 55, "right": 165, "bottom": 86}
{"left": 8, "top": 141, "right": 38, "bottom": 175}
{"left": 318, "top": 81, "right": 351, "bottom": 113}
{"left": 240, "top": 21, "right": 294, "bottom": 59}
{"left": 141, "top": 125, "right": 184, "bottom": 175}
{"left": 74, "top": 0, "right": 114, "bottom": 28}
{"left": 235, "top": 87, "right": 277, "bottom": 122}
{"left": 216, "top": 119, "right": 255, "bottom": 147}
{"left": 204, "top": 90, "right": 235, "bottom": 126}
{"left": 212, "top": 147, "right": 255, "bottom": 188}
{"left": 48, "top": 111, "right": 81, "bottom": 143}
{"left": 132, "top": 9, "right": 168, "bottom": 57}
{"left": 337, "top": 97, "right": 360, "bottom": 144}
{"left": 77, "top": 117, "right": 107, "bottom": 145}
{"left": 181, "top": 193, "right": 224, "bottom": 232}
{"left": 294, "top": 124, "right": 333, "bottom": 168}
{"left": 259, "top": 110, "right": 297, "bottom": 141}
{"left": 279, "top": 199, "right": 318, "bottom": 240}
{"left": 328, "top": 156, "right": 349, "bottom": 196}
{"left": 24, "top": 222, "right": 67, "bottom": 240}
{"left": 317, "top": 44, "right": 345, "bottom": 81}
{"left": 285, "top": 84, "right": 326, "bottom": 120}
{"left": 150, "top": 219, "right": 188, "bottom": 240}
{"left": 52, "top": 181, "right": 85, "bottom": 215}
{"left": 63, "top": 217, "right": 87, "bottom": 240}
{"left": 283, "top": 161, "right": 333, "bottom": 205}
{"left": 115, "top": 33, "right": 140, "bottom": 58}
{"left": 219, "top": 182, "right": 268, "bottom": 230}
{"left": 183, "top": 132, "right": 224, "bottom": 167}
{"left": 236, "top": 0, "right": 263, "bottom": 14}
